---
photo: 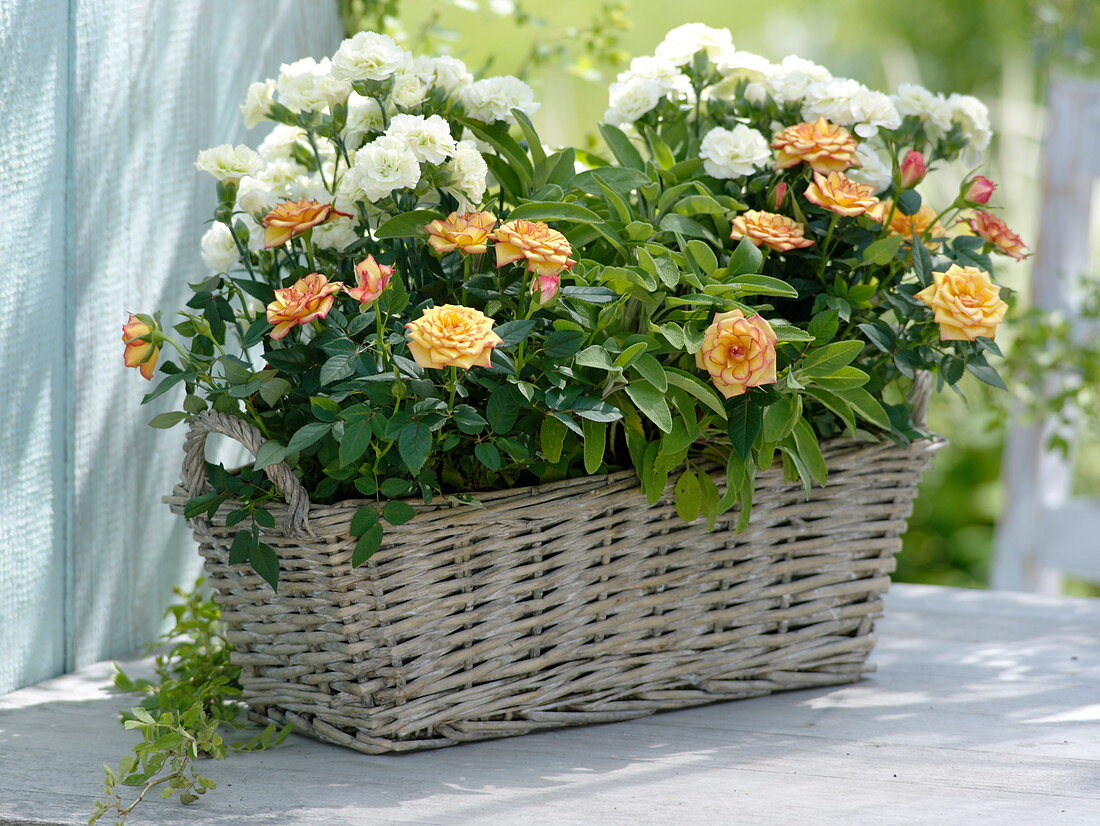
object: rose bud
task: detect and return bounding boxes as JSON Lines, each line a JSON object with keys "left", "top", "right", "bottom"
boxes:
{"left": 963, "top": 176, "right": 996, "bottom": 205}
{"left": 899, "top": 150, "right": 927, "bottom": 189}
{"left": 770, "top": 181, "right": 789, "bottom": 211}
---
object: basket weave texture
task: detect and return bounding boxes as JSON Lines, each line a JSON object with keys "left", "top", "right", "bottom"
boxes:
{"left": 167, "top": 411, "right": 939, "bottom": 754}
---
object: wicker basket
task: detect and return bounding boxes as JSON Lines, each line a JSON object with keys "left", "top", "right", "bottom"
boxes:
{"left": 167, "top": 409, "right": 940, "bottom": 754}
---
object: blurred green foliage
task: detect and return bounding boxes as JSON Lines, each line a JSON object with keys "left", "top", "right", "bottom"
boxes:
{"left": 340, "top": 0, "right": 1100, "bottom": 590}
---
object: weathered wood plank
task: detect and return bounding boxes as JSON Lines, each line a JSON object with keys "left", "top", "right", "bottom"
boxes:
{"left": 2, "top": 585, "right": 1099, "bottom": 825}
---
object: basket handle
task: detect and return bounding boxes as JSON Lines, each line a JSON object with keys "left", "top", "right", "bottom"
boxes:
{"left": 909, "top": 370, "right": 932, "bottom": 431}
{"left": 182, "top": 410, "right": 313, "bottom": 538}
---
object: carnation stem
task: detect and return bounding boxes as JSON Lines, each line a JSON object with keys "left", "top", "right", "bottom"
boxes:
{"left": 226, "top": 219, "right": 259, "bottom": 282}
{"left": 306, "top": 132, "right": 330, "bottom": 192}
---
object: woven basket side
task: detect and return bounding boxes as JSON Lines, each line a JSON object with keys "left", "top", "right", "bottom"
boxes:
{"left": 171, "top": 436, "right": 939, "bottom": 752}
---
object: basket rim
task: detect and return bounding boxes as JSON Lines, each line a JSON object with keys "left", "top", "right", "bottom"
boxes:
{"left": 167, "top": 435, "right": 944, "bottom": 527}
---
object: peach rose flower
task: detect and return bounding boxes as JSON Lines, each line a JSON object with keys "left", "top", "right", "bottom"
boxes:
{"left": 405, "top": 304, "right": 503, "bottom": 370}
{"left": 266, "top": 273, "right": 342, "bottom": 340}
{"left": 730, "top": 210, "right": 814, "bottom": 252}
{"left": 915, "top": 264, "right": 1007, "bottom": 341}
{"left": 804, "top": 171, "right": 883, "bottom": 219}
{"left": 695, "top": 309, "right": 779, "bottom": 399}
{"left": 425, "top": 211, "right": 497, "bottom": 255}
{"left": 493, "top": 219, "right": 577, "bottom": 277}
{"left": 346, "top": 255, "right": 394, "bottom": 305}
{"left": 881, "top": 202, "right": 946, "bottom": 249}
{"left": 122, "top": 314, "right": 160, "bottom": 380}
{"left": 772, "top": 118, "right": 860, "bottom": 174}
{"left": 968, "top": 211, "right": 1028, "bottom": 261}
{"left": 262, "top": 199, "right": 352, "bottom": 249}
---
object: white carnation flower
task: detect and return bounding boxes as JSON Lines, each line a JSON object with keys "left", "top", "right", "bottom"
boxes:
{"left": 385, "top": 113, "right": 457, "bottom": 164}
{"left": 194, "top": 144, "right": 262, "bottom": 182}
{"left": 200, "top": 222, "right": 239, "bottom": 273}
{"left": 312, "top": 215, "right": 361, "bottom": 250}
{"left": 390, "top": 69, "right": 430, "bottom": 110}
{"left": 715, "top": 50, "right": 770, "bottom": 80}
{"left": 344, "top": 92, "right": 384, "bottom": 148}
{"left": 277, "top": 57, "right": 351, "bottom": 114}
{"left": 331, "top": 31, "right": 405, "bottom": 82}
{"left": 402, "top": 54, "right": 439, "bottom": 84}
{"left": 699, "top": 125, "right": 770, "bottom": 179}
{"left": 948, "top": 93, "right": 992, "bottom": 151}
{"left": 446, "top": 139, "right": 489, "bottom": 208}
{"left": 847, "top": 143, "right": 893, "bottom": 193}
{"left": 235, "top": 175, "right": 277, "bottom": 215}
{"left": 762, "top": 55, "right": 832, "bottom": 105}
{"left": 255, "top": 157, "right": 306, "bottom": 193}
{"left": 258, "top": 124, "right": 305, "bottom": 161}
{"left": 654, "top": 23, "right": 734, "bottom": 66}
{"left": 342, "top": 136, "right": 420, "bottom": 203}
{"left": 620, "top": 56, "right": 692, "bottom": 98}
{"left": 892, "top": 83, "right": 953, "bottom": 134}
{"left": 801, "top": 78, "right": 865, "bottom": 125}
{"left": 849, "top": 88, "right": 901, "bottom": 138}
{"left": 603, "top": 76, "right": 664, "bottom": 126}
{"left": 237, "top": 214, "right": 266, "bottom": 253}
{"left": 431, "top": 56, "right": 474, "bottom": 96}
{"left": 241, "top": 79, "right": 276, "bottom": 129}
{"left": 463, "top": 75, "right": 539, "bottom": 123}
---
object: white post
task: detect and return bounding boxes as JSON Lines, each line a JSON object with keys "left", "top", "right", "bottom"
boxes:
{"left": 992, "top": 77, "right": 1100, "bottom": 593}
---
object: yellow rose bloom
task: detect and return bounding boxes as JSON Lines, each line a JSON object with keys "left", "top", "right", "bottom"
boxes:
{"left": 881, "top": 202, "right": 946, "bottom": 249}
{"left": 425, "top": 211, "right": 497, "bottom": 255}
{"left": 121, "top": 315, "right": 160, "bottom": 381}
{"left": 730, "top": 210, "right": 814, "bottom": 252}
{"left": 405, "top": 304, "right": 503, "bottom": 370}
{"left": 695, "top": 309, "right": 779, "bottom": 399}
{"left": 266, "top": 273, "right": 342, "bottom": 340}
{"left": 915, "top": 264, "right": 1007, "bottom": 341}
{"left": 772, "top": 118, "right": 859, "bottom": 174}
{"left": 493, "top": 219, "right": 576, "bottom": 277}
{"left": 968, "top": 211, "right": 1028, "bottom": 261}
{"left": 262, "top": 199, "right": 351, "bottom": 249}
{"left": 804, "top": 171, "right": 882, "bottom": 219}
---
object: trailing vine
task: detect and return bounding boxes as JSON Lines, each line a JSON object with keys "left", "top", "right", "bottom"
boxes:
{"left": 90, "top": 581, "right": 291, "bottom": 825}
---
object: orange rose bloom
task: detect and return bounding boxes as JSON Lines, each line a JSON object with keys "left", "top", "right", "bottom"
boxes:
{"left": 493, "top": 219, "right": 576, "bottom": 277}
{"left": 772, "top": 118, "right": 860, "bottom": 174}
{"left": 881, "top": 202, "right": 946, "bottom": 249}
{"left": 262, "top": 199, "right": 352, "bottom": 249}
{"left": 122, "top": 315, "right": 160, "bottom": 380}
{"left": 730, "top": 210, "right": 814, "bottom": 252}
{"left": 266, "top": 273, "right": 342, "bottom": 340}
{"left": 695, "top": 309, "right": 778, "bottom": 399}
{"left": 346, "top": 255, "right": 394, "bottom": 305}
{"left": 425, "top": 211, "right": 497, "bottom": 255}
{"left": 804, "top": 171, "right": 883, "bottom": 219}
{"left": 405, "top": 304, "right": 503, "bottom": 370}
{"left": 915, "top": 264, "right": 1007, "bottom": 341}
{"left": 968, "top": 211, "right": 1028, "bottom": 261}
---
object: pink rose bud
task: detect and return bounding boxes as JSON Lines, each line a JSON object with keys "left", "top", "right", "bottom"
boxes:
{"left": 964, "top": 176, "right": 996, "bottom": 205}
{"left": 899, "top": 150, "right": 927, "bottom": 189}
{"left": 770, "top": 182, "right": 789, "bottom": 211}
{"left": 531, "top": 273, "right": 560, "bottom": 305}
{"left": 346, "top": 255, "right": 394, "bottom": 306}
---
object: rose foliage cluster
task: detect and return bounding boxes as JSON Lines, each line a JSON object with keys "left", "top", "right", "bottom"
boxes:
{"left": 124, "top": 26, "right": 1025, "bottom": 589}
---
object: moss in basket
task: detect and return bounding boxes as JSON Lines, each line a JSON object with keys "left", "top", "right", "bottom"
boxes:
{"left": 126, "top": 25, "right": 1023, "bottom": 596}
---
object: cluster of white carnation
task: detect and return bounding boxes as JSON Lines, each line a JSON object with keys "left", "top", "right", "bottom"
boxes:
{"left": 605, "top": 23, "right": 993, "bottom": 159}
{"left": 195, "top": 32, "right": 541, "bottom": 271}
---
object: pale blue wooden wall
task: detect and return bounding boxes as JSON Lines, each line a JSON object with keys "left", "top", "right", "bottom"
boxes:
{"left": 0, "top": 1, "right": 343, "bottom": 694}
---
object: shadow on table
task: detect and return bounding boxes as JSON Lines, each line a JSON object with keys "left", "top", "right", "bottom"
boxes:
{"left": 2, "top": 585, "right": 1098, "bottom": 824}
